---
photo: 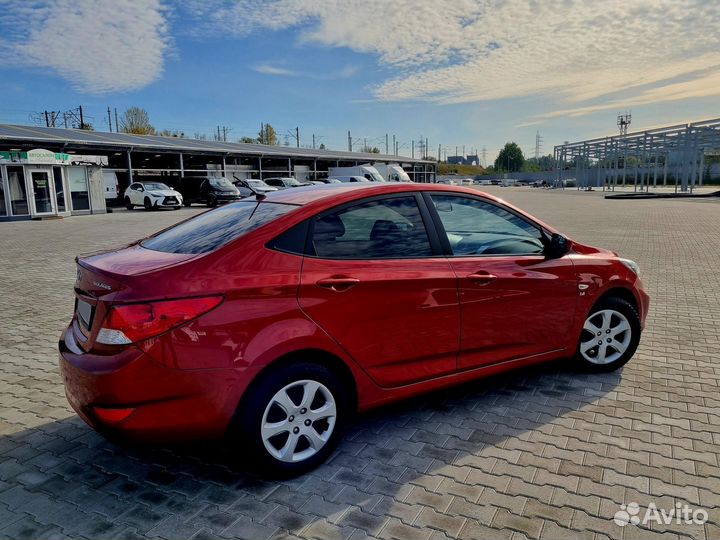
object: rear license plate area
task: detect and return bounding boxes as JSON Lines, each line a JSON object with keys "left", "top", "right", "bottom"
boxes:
{"left": 76, "top": 299, "right": 94, "bottom": 334}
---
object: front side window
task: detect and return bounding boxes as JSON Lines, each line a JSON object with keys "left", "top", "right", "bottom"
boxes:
{"left": 142, "top": 201, "right": 297, "bottom": 254}
{"left": 141, "top": 182, "right": 170, "bottom": 191}
{"left": 429, "top": 194, "right": 544, "bottom": 256}
{"left": 209, "top": 178, "right": 233, "bottom": 188}
{"left": 310, "top": 196, "right": 432, "bottom": 259}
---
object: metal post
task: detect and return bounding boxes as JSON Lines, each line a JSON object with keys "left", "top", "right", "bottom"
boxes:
{"left": 258, "top": 156, "right": 263, "bottom": 180}
{"left": 126, "top": 150, "right": 133, "bottom": 186}
{"left": 288, "top": 158, "right": 292, "bottom": 177}
{"left": 222, "top": 155, "right": 227, "bottom": 177}
{"left": 179, "top": 153, "right": 184, "bottom": 177}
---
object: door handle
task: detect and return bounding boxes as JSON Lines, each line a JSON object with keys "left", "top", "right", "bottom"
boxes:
{"left": 466, "top": 272, "right": 497, "bottom": 285}
{"left": 316, "top": 277, "right": 360, "bottom": 292}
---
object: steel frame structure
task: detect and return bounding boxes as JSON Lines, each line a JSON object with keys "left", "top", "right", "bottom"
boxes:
{"left": 553, "top": 117, "right": 720, "bottom": 192}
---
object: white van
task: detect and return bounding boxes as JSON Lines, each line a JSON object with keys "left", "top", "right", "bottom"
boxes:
{"left": 329, "top": 176, "right": 369, "bottom": 183}
{"left": 327, "top": 165, "right": 384, "bottom": 182}
{"left": 371, "top": 163, "right": 412, "bottom": 182}
{"left": 102, "top": 171, "right": 119, "bottom": 200}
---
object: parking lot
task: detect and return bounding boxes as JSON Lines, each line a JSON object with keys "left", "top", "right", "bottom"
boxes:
{"left": 1, "top": 188, "right": 718, "bottom": 540}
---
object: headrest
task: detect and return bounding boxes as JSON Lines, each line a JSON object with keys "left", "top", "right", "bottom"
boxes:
{"left": 370, "top": 219, "right": 401, "bottom": 240}
{"left": 315, "top": 214, "right": 345, "bottom": 240}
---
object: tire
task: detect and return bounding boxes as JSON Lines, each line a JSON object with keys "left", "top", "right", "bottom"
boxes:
{"left": 228, "top": 362, "right": 348, "bottom": 479}
{"left": 183, "top": 199, "right": 192, "bottom": 207}
{"left": 207, "top": 195, "right": 218, "bottom": 208}
{"left": 125, "top": 197, "right": 133, "bottom": 210}
{"left": 144, "top": 197, "right": 153, "bottom": 211}
{"left": 575, "top": 296, "right": 641, "bottom": 372}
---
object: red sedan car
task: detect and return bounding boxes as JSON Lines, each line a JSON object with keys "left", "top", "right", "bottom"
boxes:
{"left": 60, "top": 184, "right": 649, "bottom": 477}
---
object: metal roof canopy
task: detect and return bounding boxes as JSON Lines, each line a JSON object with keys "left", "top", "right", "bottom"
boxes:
{"left": 0, "top": 124, "right": 434, "bottom": 165}
{"left": 553, "top": 117, "right": 720, "bottom": 192}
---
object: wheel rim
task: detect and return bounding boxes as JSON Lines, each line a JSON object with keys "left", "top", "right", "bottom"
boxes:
{"left": 580, "top": 309, "right": 632, "bottom": 365}
{"left": 261, "top": 379, "right": 336, "bottom": 463}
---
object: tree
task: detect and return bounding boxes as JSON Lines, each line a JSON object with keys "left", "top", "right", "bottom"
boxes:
{"left": 258, "top": 123, "right": 278, "bottom": 145}
{"left": 159, "top": 129, "right": 185, "bottom": 138}
{"left": 239, "top": 136, "right": 257, "bottom": 143}
{"left": 79, "top": 122, "right": 94, "bottom": 131}
{"left": 119, "top": 107, "right": 156, "bottom": 135}
{"left": 494, "top": 142, "right": 525, "bottom": 173}
{"left": 319, "top": 143, "right": 326, "bottom": 149}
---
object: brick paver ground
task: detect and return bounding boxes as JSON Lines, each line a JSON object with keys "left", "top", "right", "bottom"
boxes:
{"left": 0, "top": 188, "right": 718, "bottom": 540}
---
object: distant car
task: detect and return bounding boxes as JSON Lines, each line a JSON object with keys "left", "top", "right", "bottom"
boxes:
{"left": 235, "top": 179, "right": 278, "bottom": 195}
{"left": 177, "top": 177, "right": 241, "bottom": 207}
{"left": 124, "top": 181, "right": 182, "bottom": 211}
{"left": 264, "top": 177, "right": 308, "bottom": 189}
{"left": 330, "top": 176, "right": 370, "bottom": 183}
{"left": 308, "top": 181, "right": 325, "bottom": 185}
{"left": 461, "top": 178, "right": 473, "bottom": 186}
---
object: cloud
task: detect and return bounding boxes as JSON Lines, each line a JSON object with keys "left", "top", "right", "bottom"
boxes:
{"left": 252, "top": 63, "right": 358, "bottom": 80}
{"left": 0, "top": 0, "right": 169, "bottom": 94}
{"left": 191, "top": 0, "right": 720, "bottom": 117}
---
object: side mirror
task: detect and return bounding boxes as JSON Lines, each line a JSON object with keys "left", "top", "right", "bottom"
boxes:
{"left": 545, "top": 232, "right": 568, "bottom": 258}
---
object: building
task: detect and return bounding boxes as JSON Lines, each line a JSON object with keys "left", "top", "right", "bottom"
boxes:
{"left": 0, "top": 148, "right": 107, "bottom": 221}
{"left": 0, "top": 125, "right": 436, "bottom": 221}
{"left": 447, "top": 155, "right": 479, "bottom": 166}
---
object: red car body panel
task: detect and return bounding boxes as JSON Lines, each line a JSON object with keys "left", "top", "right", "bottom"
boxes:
{"left": 59, "top": 184, "right": 650, "bottom": 442}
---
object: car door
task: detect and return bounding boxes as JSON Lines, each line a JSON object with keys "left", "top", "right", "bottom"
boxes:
{"left": 298, "top": 194, "right": 460, "bottom": 387}
{"left": 425, "top": 192, "right": 578, "bottom": 370}
{"left": 128, "top": 183, "right": 142, "bottom": 205}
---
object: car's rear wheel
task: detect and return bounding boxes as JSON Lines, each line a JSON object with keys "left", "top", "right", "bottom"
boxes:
{"left": 229, "top": 362, "right": 347, "bottom": 478}
{"left": 576, "top": 296, "right": 640, "bottom": 372}
{"left": 124, "top": 197, "right": 133, "bottom": 210}
{"left": 207, "top": 194, "right": 218, "bottom": 207}
{"left": 183, "top": 199, "right": 192, "bottom": 207}
{"left": 144, "top": 197, "right": 153, "bottom": 211}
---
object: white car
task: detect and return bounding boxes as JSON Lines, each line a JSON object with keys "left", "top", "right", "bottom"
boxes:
{"left": 237, "top": 179, "right": 279, "bottom": 194}
{"left": 264, "top": 177, "right": 309, "bottom": 189}
{"left": 330, "top": 175, "right": 370, "bottom": 183}
{"left": 124, "top": 181, "right": 183, "bottom": 211}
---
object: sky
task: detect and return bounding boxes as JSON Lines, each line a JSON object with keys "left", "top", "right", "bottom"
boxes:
{"left": 0, "top": 0, "right": 719, "bottom": 164}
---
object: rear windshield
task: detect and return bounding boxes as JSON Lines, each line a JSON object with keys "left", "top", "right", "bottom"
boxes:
{"left": 141, "top": 201, "right": 297, "bottom": 254}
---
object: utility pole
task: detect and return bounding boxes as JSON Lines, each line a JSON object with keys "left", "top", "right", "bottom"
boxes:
{"left": 44, "top": 111, "right": 50, "bottom": 127}
{"left": 107, "top": 107, "right": 113, "bottom": 132}
{"left": 114, "top": 108, "right": 119, "bottom": 132}
{"left": 392, "top": 135, "right": 396, "bottom": 156}
{"left": 79, "top": 105, "right": 84, "bottom": 128}
{"left": 425, "top": 138, "right": 429, "bottom": 160}
{"left": 482, "top": 146, "right": 487, "bottom": 167}
{"left": 395, "top": 140, "right": 398, "bottom": 156}
{"left": 463, "top": 145, "right": 465, "bottom": 158}
{"left": 348, "top": 131, "right": 352, "bottom": 152}
{"left": 296, "top": 127, "right": 299, "bottom": 148}
{"left": 385, "top": 133, "right": 389, "bottom": 154}
{"left": 63, "top": 112, "right": 68, "bottom": 128}
{"left": 438, "top": 144, "right": 441, "bottom": 162}
{"left": 412, "top": 140, "right": 414, "bottom": 159}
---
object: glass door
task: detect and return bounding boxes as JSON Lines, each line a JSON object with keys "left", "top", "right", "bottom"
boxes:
{"left": 30, "top": 168, "right": 55, "bottom": 215}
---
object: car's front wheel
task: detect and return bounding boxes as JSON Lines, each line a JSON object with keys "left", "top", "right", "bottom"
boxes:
{"left": 207, "top": 194, "right": 218, "bottom": 207}
{"left": 229, "top": 362, "right": 348, "bottom": 478}
{"left": 144, "top": 197, "right": 153, "bottom": 211}
{"left": 576, "top": 296, "right": 640, "bottom": 372}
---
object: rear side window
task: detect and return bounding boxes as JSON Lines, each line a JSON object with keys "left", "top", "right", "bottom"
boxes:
{"left": 310, "top": 196, "right": 432, "bottom": 259}
{"left": 141, "top": 202, "right": 296, "bottom": 254}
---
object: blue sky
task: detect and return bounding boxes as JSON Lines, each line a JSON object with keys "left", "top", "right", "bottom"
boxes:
{"left": 1, "top": 0, "right": 719, "bottom": 164}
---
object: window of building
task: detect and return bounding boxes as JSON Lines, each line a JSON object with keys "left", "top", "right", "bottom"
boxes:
{"left": 68, "top": 166, "right": 90, "bottom": 211}
{"left": 53, "top": 167, "right": 66, "bottom": 212}
{"left": 7, "top": 166, "right": 28, "bottom": 215}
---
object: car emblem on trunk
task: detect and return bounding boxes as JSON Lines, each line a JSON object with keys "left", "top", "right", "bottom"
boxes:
{"left": 93, "top": 281, "right": 112, "bottom": 291}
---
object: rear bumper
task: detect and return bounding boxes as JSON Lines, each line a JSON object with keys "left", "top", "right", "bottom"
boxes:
{"left": 58, "top": 326, "right": 241, "bottom": 443}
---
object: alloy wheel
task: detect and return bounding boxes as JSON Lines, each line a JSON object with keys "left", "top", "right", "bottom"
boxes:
{"left": 580, "top": 309, "right": 632, "bottom": 365}
{"left": 260, "top": 380, "right": 336, "bottom": 463}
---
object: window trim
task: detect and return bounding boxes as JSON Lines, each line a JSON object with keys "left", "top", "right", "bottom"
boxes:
{"left": 421, "top": 191, "right": 549, "bottom": 258}
{"left": 296, "top": 192, "right": 444, "bottom": 260}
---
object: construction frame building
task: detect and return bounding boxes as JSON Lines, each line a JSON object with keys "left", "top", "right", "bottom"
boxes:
{"left": 553, "top": 117, "right": 720, "bottom": 192}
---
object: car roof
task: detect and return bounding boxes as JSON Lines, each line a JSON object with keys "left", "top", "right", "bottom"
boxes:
{"left": 261, "top": 182, "right": 503, "bottom": 206}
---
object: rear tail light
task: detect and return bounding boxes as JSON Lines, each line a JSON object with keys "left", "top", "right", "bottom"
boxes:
{"left": 96, "top": 296, "right": 223, "bottom": 345}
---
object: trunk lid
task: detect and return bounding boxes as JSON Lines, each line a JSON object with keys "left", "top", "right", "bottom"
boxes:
{"left": 73, "top": 244, "right": 199, "bottom": 352}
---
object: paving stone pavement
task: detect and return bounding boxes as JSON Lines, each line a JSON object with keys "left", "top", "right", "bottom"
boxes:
{"left": 0, "top": 189, "right": 718, "bottom": 540}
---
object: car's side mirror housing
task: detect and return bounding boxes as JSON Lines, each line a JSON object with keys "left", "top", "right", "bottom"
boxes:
{"left": 545, "top": 233, "right": 569, "bottom": 258}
